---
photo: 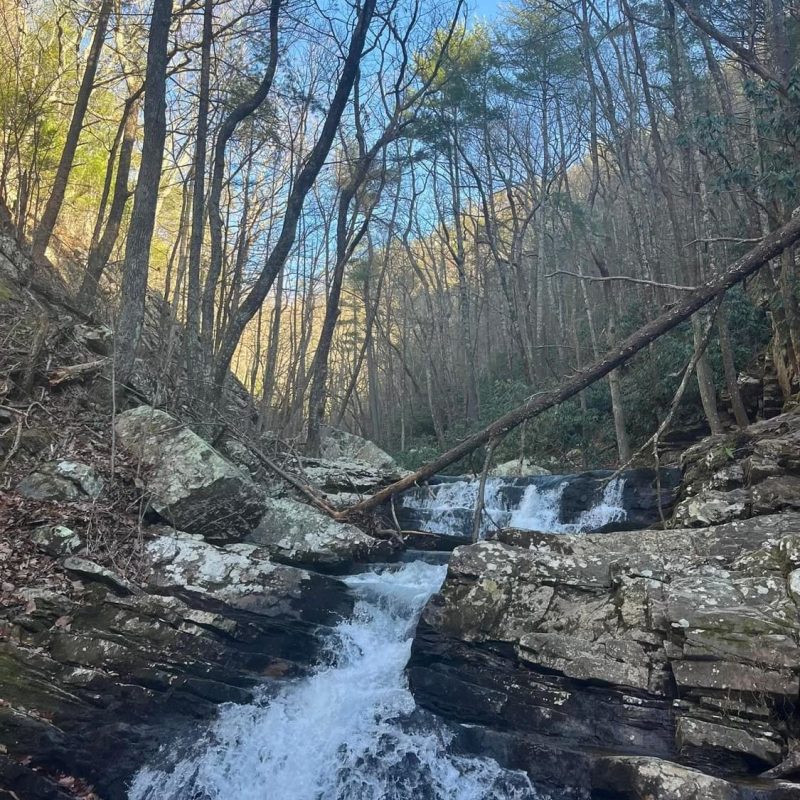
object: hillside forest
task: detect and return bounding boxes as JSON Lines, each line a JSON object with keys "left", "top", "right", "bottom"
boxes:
{"left": 2, "top": 0, "right": 800, "bottom": 472}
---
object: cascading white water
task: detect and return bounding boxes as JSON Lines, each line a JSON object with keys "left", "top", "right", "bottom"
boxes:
{"left": 128, "top": 561, "right": 541, "bottom": 800}
{"left": 401, "top": 476, "right": 627, "bottom": 538}
{"left": 398, "top": 479, "right": 507, "bottom": 535}
{"left": 510, "top": 476, "right": 626, "bottom": 533}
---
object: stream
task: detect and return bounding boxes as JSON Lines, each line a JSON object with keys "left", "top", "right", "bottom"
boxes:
{"left": 128, "top": 478, "right": 629, "bottom": 799}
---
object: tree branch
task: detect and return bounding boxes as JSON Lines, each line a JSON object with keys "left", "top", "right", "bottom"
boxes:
{"left": 545, "top": 270, "right": 695, "bottom": 292}
{"left": 672, "top": 0, "right": 789, "bottom": 98}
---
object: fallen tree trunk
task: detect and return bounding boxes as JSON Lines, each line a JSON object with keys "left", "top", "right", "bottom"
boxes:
{"left": 343, "top": 208, "right": 800, "bottom": 516}
{"left": 48, "top": 359, "right": 108, "bottom": 387}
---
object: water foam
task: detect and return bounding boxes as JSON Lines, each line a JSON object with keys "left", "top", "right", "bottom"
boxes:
{"left": 510, "top": 477, "right": 626, "bottom": 533}
{"left": 129, "top": 561, "right": 539, "bottom": 800}
{"left": 400, "top": 479, "right": 507, "bottom": 535}
{"left": 402, "top": 475, "right": 627, "bottom": 537}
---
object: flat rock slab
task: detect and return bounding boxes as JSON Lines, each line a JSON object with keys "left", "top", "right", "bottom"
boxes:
{"left": 114, "top": 405, "right": 267, "bottom": 542}
{"left": 248, "top": 496, "right": 396, "bottom": 570}
{"left": 409, "top": 512, "right": 800, "bottom": 797}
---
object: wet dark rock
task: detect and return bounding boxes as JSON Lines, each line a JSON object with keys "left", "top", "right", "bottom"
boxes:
{"left": 398, "top": 530, "right": 471, "bottom": 551}
{"left": 408, "top": 513, "right": 800, "bottom": 798}
{"left": 562, "top": 468, "right": 681, "bottom": 530}
{"left": 0, "top": 755, "right": 74, "bottom": 800}
{"left": 0, "top": 528, "right": 353, "bottom": 799}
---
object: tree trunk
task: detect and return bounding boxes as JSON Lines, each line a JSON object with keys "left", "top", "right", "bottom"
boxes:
{"left": 185, "top": 0, "right": 213, "bottom": 385}
{"left": 114, "top": 0, "right": 173, "bottom": 385}
{"left": 32, "top": 0, "right": 113, "bottom": 262}
{"left": 78, "top": 95, "right": 140, "bottom": 308}
{"left": 306, "top": 172, "right": 364, "bottom": 453}
{"left": 259, "top": 265, "right": 284, "bottom": 431}
{"left": 201, "top": 0, "right": 282, "bottom": 353}
{"left": 211, "top": 0, "right": 377, "bottom": 399}
{"left": 717, "top": 306, "right": 750, "bottom": 428}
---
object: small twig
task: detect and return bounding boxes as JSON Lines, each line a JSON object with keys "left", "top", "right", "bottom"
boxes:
{"left": 390, "top": 495, "right": 401, "bottom": 532}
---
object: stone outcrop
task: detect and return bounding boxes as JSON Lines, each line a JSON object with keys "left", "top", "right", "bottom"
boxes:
{"left": 113, "top": 405, "right": 267, "bottom": 542}
{"left": 317, "top": 425, "right": 398, "bottom": 472}
{"left": 273, "top": 426, "right": 409, "bottom": 505}
{"left": 673, "top": 411, "right": 800, "bottom": 527}
{"left": 409, "top": 513, "right": 800, "bottom": 798}
{"left": 248, "top": 496, "right": 396, "bottom": 570}
{"left": 0, "top": 527, "right": 352, "bottom": 799}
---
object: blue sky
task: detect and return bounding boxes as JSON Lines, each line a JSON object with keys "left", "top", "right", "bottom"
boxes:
{"left": 471, "top": 0, "right": 502, "bottom": 20}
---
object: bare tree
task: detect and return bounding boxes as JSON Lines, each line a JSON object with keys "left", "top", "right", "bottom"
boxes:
{"left": 115, "top": 0, "right": 173, "bottom": 385}
{"left": 31, "top": 0, "right": 113, "bottom": 262}
{"left": 210, "top": 0, "right": 378, "bottom": 398}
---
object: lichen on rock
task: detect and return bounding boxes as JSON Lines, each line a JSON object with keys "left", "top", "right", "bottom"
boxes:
{"left": 113, "top": 405, "right": 267, "bottom": 542}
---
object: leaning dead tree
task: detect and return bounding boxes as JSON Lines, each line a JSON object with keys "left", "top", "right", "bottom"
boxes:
{"left": 341, "top": 208, "right": 800, "bottom": 517}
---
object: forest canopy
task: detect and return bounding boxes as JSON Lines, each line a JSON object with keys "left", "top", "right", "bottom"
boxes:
{"left": 1, "top": 0, "right": 799, "bottom": 472}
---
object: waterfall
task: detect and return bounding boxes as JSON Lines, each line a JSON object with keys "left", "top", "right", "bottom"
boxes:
{"left": 129, "top": 561, "right": 541, "bottom": 800}
{"left": 510, "top": 476, "right": 626, "bottom": 533}
{"left": 128, "top": 470, "right": 633, "bottom": 798}
{"left": 400, "top": 475, "right": 627, "bottom": 538}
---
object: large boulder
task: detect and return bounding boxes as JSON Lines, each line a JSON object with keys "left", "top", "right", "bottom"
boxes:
{"left": 317, "top": 425, "right": 398, "bottom": 471}
{"left": 409, "top": 513, "right": 800, "bottom": 798}
{"left": 301, "top": 456, "right": 401, "bottom": 495}
{"left": 145, "top": 527, "right": 353, "bottom": 607}
{"left": 298, "top": 427, "right": 408, "bottom": 502}
{"left": 0, "top": 527, "right": 352, "bottom": 799}
{"left": 113, "top": 406, "right": 267, "bottom": 542}
{"left": 673, "top": 410, "right": 800, "bottom": 527}
{"left": 248, "top": 496, "right": 396, "bottom": 570}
